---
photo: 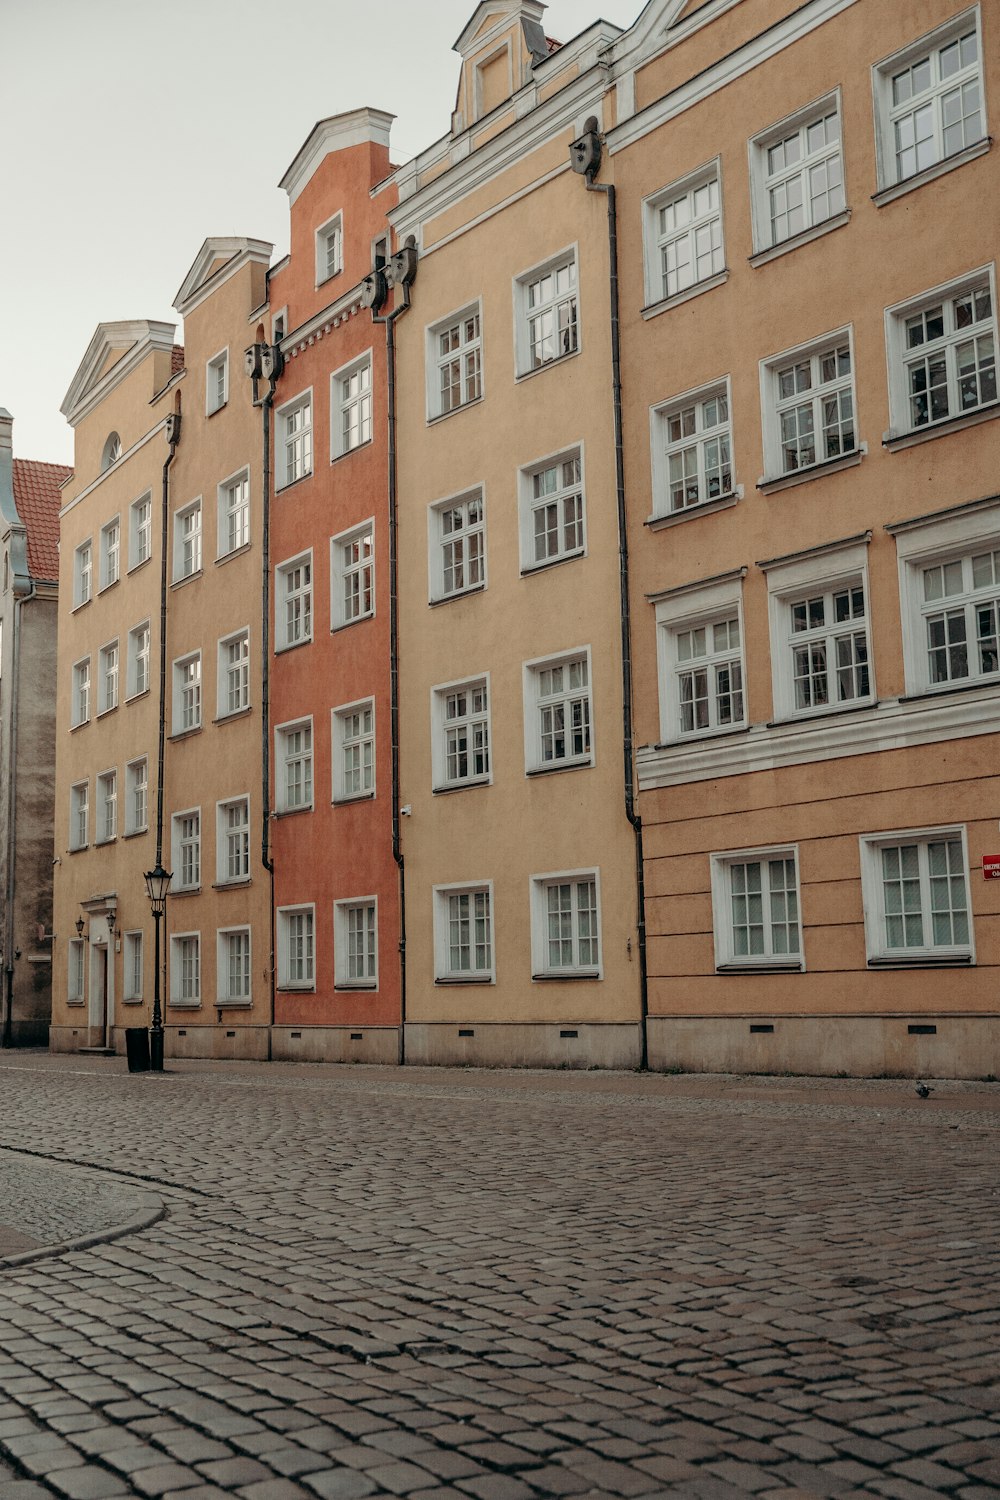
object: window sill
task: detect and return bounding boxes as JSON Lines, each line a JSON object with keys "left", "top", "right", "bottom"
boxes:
{"left": 749, "top": 210, "right": 850, "bottom": 268}
{"left": 335, "top": 982, "right": 378, "bottom": 992}
{"left": 213, "top": 707, "right": 252, "bottom": 726}
{"left": 654, "top": 722, "right": 750, "bottom": 751}
{"left": 66, "top": 999, "right": 86, "bottom": 1007}
{"left": 216, "top": 999, "right": 253, "bottom": 1009}
{"left": 213, "top": 879, "right": 252, "bottom": 891}
{"left": 867, "top": 954, "right": 973, "bottom": 968}
{"left": 97, "top": 578, "right": 121, "bottom": 598}
{"left": 127, "top": 556, "right": 152, "bottom": 579}
{"left": 96, "top": 706, "right": 119, "bottom": 722}
{"left": 276, "top": 470, "right": 313, "bottom": 495}
{"left": 872, "top": 137, "right": 991, "bottom": 207}
{"left": 170, "top": 887, "right": 202, "bottom": 898}
{"left": 898, "top": 677, "right": 1000, "bottom": 706}
{"left": 168, "top": 999, "right": 202, "bottom": 1010}
{"left": 757, "top": 446, "right": 864, "bottom": 494}
{"left": 645, "top": 489, "right": 741, "bottom": 530}
{"left": 333, "top": 791, "right": 375, "bottom": 806}
{"left": 883, "top": 400, "right": 1000, "bottom": 452}
{"left": 428, "top": 395, "right": 484, "bottom": 426}
{"left": 526, "top": 758, "right": 593, "bottom": 778}
{"left": 70, "top": 720, "right": 90, "bottom": 733}
{"left": 68, "top": 845, "right": 88, "bottom": 855}
{"left": 429, "top": 583, "right": 486, "bottom": 607}
{"left": 515, "top": 348, "right": 580, "bottom": 384}
{"left": 171, "top": 569, "right": 203, "bottom": 590}
{"left": 641, "top": 268, "right": 729, "bottom": 319}
{"left": 432, "top": 778, "right": 491, "bottom": 796}
{"left": 531, "top": 971, "right": 601, "bottom": 982}
{"left": 276, "top": 983, "right": 316, "bottom": 993}
{"left": 71, "top": 598, "right": 92, "bottom": 614}
{"left": 206, "top": 401, "right": 228, "bottom": 418}
{"left": 435, "top": 975, "right": 493, "bottom": 986}
{"left": 520, "top": 549, "right": 585, "bottom": 578}
{"left": 316, "top": 270, "right": 343, "bottom": 290}
{"left": 215, "top": 542, "right": 252, "bottom": 567}
{"left": 94, "top": 837, "right": 116, "bottom": 848}
{"left": 716, "top": 960, "right": 803, "bottom": 973}
{"left": 331, "top": 614, "right": 374, "bottom": 635}
{"left": 275, "top": 636, "right": 313, "bottom": 654}
{"left": 125, "top": 687, "right": 150, "bottom": 706}
{"left": 121, "top": 997, "right": 145, "bottom": 1007}
{"left": 766, "top": 699, "right": 876, "bottom": 730}
{"left": 123, "top": 828, "right": 148, "bottom": 840}
{"left": 168, "top": 726, "right": 203, "bottom": 742}
{"left": 331, "top": 438, "right": 374, "bottom": 466}
{"left": 273, "top": 804, "right": 314, "bottom": 819}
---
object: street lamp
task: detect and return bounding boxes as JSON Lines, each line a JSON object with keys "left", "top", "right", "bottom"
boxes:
{"left": 143, "top": 862, "right": 172, "bottom": 1072}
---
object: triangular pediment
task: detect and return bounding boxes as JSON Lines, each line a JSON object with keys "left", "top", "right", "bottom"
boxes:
{"left": 453, "top": 2, "right": 547, "bottom": 59}
{"left": 60, "top": 321, "right": 176, "bottom": 426}
{"left": 172, "top": 236, "right": 272, "bottom": 315}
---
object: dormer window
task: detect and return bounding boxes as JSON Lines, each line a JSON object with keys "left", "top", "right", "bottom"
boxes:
{"left": 102, "top": 433, "right": 122, "bottom": 471}
{"left": 316, "top": 213, "right": 343, "bottom": 287}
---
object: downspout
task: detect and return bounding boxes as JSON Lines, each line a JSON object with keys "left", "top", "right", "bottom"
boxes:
{"left": 572, "top": 119, "right": 649, "bottom": 1070}
{"left": 156, "top": 411, "right": 181, "bottom": 1021}
{"left": 3, "top": 579, "right": 35, "bottom": 1048}
{"left": 364, "top": 240, "right": 417, "bottom": 1067}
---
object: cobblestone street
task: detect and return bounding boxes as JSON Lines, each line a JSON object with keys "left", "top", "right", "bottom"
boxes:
{"left": 0, "top": 1056, "right": 997, "bottom": 1500}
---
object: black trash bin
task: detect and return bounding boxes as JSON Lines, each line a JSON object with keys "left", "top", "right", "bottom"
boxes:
{"left": 125, "top": 1027, "right": 151, "bottom": 1073}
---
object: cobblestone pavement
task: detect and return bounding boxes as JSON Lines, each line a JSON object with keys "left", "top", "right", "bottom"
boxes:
{"left": 0, "top": 1056, "right": 997, "bottom": 1500}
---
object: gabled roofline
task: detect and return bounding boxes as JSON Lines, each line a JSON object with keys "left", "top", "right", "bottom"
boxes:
{"left": 60, "top": 321, "right": 176, "bottom": 428}
{"left": 173, "top": 236, "right": 273, "bottom": 317}
{"left": 453, "top": 1, "right": 547, "bottom": 55}
{"left": 279, "top": 108, "right": 395, "bottom": 207}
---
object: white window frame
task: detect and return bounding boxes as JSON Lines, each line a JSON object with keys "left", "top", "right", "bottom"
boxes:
{"left": 523, "top": 647, "right": 594, "bottom": 774}
{"left": 97, "top": 639, "right": 119, "bottom": 715}
{"left": 872, "top": 8, "right": 987, "bottom": 195}
{"left": 764, "top": 540, "right": 875, "bottom": 722}
{"left": 643, "top": 159, "right": 725, "bottom": 307}
{"left": 218, "top": 468, "right": 250, "bottom": 558}
{"left": 73, "top": 539, "right": 92, "bottom": 607}
{"left": 315, "top": 211, "right": 343, "bottom": 286}
{"left": 860, "top": 826, "right": 974, "bottom": 965}
{"left": 514, "top": 247, "right": 579, "bottom": 376}
{"left": 427, "top": 487, "right": 487, "bottom": 602}
{"left": 276, "top": 550, "right": 313, "bottom": 651}
{"left": 126, "top": 621, "right": 150, "bottom": 700}
{"left": 68, "top": 939, "right": 86, "bottom": 1004}
{"left": 172, "top": 652, "right": 202, "bottom": 734}
{"left": 760, "top": 326, "right": 858, "bottom": 480}
{"left": 651, "top": 377, "right": 735, "bottom": 518}
{"left": 173, "top": 499, "right": 202, "bottom": 581}
{"left": 331, "top": 353, "right": 372, "bottom": 458}
{"left": 710, "top": 845, "right": 804, "bottom": 971}
{"left": 654, "top": 573, "right": 746, "bottom": 745}
{"left": 128, "top": 493, "right": 152, "bottom": 571}
{"left": 334, "top": 898, "right": 379, "bottom": 990}
{"left": 217, "top": 926, "right": 252, "bottom": 1005}
{"left": 433, "top": 883, "right": 495, "bottom": 984}
{"left": 123, "top": 931, "right": 143, "bottom": 1003}
{"left": 275, "top": 717, "right": 313, "bottom": 813}
{"left": 69, "top": 781, "right": 89, "bottom": 851}
{"left": 431, "top": 674, "right": 491, "bottom": 792}
{"left": 330, "top": 519, "right": 375, "bottom": 630}
{"left": 170, "top": 932, "right": 201, "bottom": 1007}
{"left": 216, "top": 796, "right": 251, "bottom": 885}
{"left": 125, "top": 757, "right": 148, "bottom": 836}
{"left": 885, "top": 265, "right": 997, "bottom": 439}
{"left": 271, "top": 306, "right": 287, "bottom": 343}
{"left": 206, "top": 348, "right": 229, "bottom": 415}
{"left": 96, "top": 769, "right": 117, "bottom": 845}
{"left": 426, "top": 303, "right": 483, "bottom": 420}
{"left": 332, "top": 699, "right": 375, "bottom": 804}
{"left": 276, "top": 390, "right": 313, "bottom": 490}
{"left": 894, "top": 498, "right": 1000, "bottom": 697}
{"left": 71, "top": 657, "right": 91, "bottom": 728}
{"left": 99, "top": 516, "right": 121, "bottom": 591}
{"left": 171, "top": 808, "right": 201, "bottom": 893}
{"left": 217, "top": 628, "right": 250, "bottom": 719}
{"left": 518, "top": 445, "right": 586, "bottom": 573}
{"left": 749, "top": 91, "right": 846, "bottom": 255}
{"left": 530, "top": 869, "right": 602, "bottom": 980}
{"left": 277, "top": 905, "right": 315, "bottom": 991}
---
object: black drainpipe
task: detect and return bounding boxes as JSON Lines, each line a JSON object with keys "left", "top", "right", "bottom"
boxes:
{"left": 572, "top": 119, "right": 649, "bottom": 1070}
{"left": 156, "top": 412, "right": 181, "bottom": 1012}
{"left": 365, "top": 240, "right": 417, "bottom": 1067}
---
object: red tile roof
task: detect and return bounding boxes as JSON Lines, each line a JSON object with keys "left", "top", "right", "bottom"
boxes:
{"left": 12, "top": 459, "right": 72, "bottom": 582}
{"left": 171, "top": 344, "right": 185, "bottom": 375}
{"left": 545, "top": 35, "right": 561, "bottom": 52}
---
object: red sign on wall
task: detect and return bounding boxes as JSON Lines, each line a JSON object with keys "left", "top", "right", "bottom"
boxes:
{"left": 984, "top": 855, "right": 1000, "bottom": 879}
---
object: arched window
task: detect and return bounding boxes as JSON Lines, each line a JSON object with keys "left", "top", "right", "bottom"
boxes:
{"left": 102, "top": 432, "right": 122, "bottom": 470}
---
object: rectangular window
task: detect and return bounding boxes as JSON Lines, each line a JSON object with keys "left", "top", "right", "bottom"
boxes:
{"left": 68, "top": 938, "right": 86, "bottom": 1003}
{"left": 874, "top": 11, "right": 986, "bottom": 191}
{"left": 711, "top": 847, "right": 803, "bottom": 969}
{"left": 278, "top": 907, "right": 315, "bottom": 989}
{"left": 172, "top": 809, "right": 201, "bottom": 892}
{"left": 96, "top": 770, "right": 117, "bottom": 843}
{"left": 517, "top": 252, "right": 578, "bottom": 373}
{"left": 332, "top": 700, "right": 375, "bottom": 802}
{"left": 71, "top": 658, "right": 91, "bottom": 728}
{"left": 886, "top": 269, "right": 996, "bottom": 436}
{"left": 97, "top": 640, "right": 119, "bottom": 714}
{"left": 654, "top": 572, "right": 746, "bottom": 743}
{"left": 861, "top": 828, "right": 973, "bottom": 964}
{"left": 219, "top": 470, "right": 249, "bottom": 556}
{"left": 429, "top": 305, "right": 483, "bottom": 417}
{"left": 434, "top": 885, "right": 494, "bottom": 983}
{"left": 429, "top": 490, "right": 486, "bottom": 602}
{"left": 127, "top": 622, "right": 150, "bottom": 699}
{"left": 276, "top": 552, "right": 312, "bottom": 649}
{"left": 218, "top": 630, "right": 250, "bottom": 717}
{"left": 218, "top": 928, "right": 252, "bottom": 1003}
{"left": 170, "top": 934, "right": 201, "bottom": 1006}
{"left": 316, "top": 212, "right": 343, "bottom": 284}
{"left": 524, "top": 650, "right": 593, "bottom": 772}
{"left": 332, "top": 356, "right": 372, "bottom": 456}
{"left": 331, "top": 520, "right": 374, "bottom": 629}
{"left": 764, "top": 540, "right": 875, "bottom": 720}
{"left": 74, "top": 540, "right": 92, "bottom": 607}
{"left": 125, "top": 757, "right": 148, "bottom": 835}
{"left": 276, "top": 719, "right": 313, "bottom": 812}
{"left": 520, "top": 449, "right": 585, "bottom": 571}
{"left": 172, "top": 653, "right": 201, "bottom": 734}
{"left": 70, "top": 781, "right": 89, "bottom": 850}
{"left": 129, "top": 494, "right": 152, "bottom": 570}
{"left": 653, "top": 380, "right": 733, "bottom": 515}
{"left": 762, "top": 330, "right": 857, "bottom": 478}
{"left": 645, "top": 164, "right": 724, "bottom": 303}
{"left": 123, "top": 932, "right": 143, "bottom": 1002}
{"left": 217, "top": 796, "right": 250, "bottom": 884}
{"left": 751, "top": 95, "right": 844, "bottom": 252}
{"left": 432, "top": 677, "right": 490, "bottom": 791}
{"left": 174, "top": 501, "right": 202, "bottom": 580}
{"left": 531, "top": 872, "right": 601, "bottom": 978}
{"left": 99, "top": 517, "right": 120, "bottom": 590}
{"left": 277, "top": 392, "right": 312, "bottom": 488}
{"left": 335, "top": 899, "right": 378, "bottom": 988}
{"left": 206, "top": 349, "right": 228, "bottom": 414}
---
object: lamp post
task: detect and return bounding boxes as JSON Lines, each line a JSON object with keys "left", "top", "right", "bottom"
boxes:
{"left": 143, "top": 862, "right": 172, "bottom": 1072}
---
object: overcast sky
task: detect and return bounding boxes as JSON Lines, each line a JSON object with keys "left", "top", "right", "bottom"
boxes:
{"left": 2, "top": 0, "right": 641, "bottom": 466}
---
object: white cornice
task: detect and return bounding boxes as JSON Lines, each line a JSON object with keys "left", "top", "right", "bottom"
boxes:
{"left": 59, "top": 421, "right": 169, "bottom": 518}
{"left": 61, "top": 321, "right": 176, "bottom": 428}
{"left": 280, "top": 109, "right": 395, "bottom": 207}
{"left": 173, "top": 238, "right": 273, "bottom": 317}
{"left": 454, "top": 2, "right": 546, "bottom": 55}
{"left": 281, "top": 284, "right": 367, "bottom": 360}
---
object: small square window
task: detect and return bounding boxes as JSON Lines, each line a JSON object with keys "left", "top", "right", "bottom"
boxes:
{"left": 71, "top": 657, "right": 91, "bottom": 728}
{"left": 206, "top": 349, "right": 228, "bottom": 414}
{"left": 217, "top": 796, "right": 250, "bottom": 884}
{"left": 218, "top": 469, "right": 249, "bottom": 557}
{"left": 125, "top": 758, "right": 148, "bottom": 836}
{"left": 749, "top": 95, "right": 845, "bottom": 253}
{"left": 530, "top": 871, "right": 601, "bottom": 978}
{"left": 434, "top": 884, "right": 494, "bottom": 983}
{"left": 334, "top": 899, "right": 378, "bottom": 989}
{"left": 96, "top": 770, "right": 117, "bottom": 844}
{"left": 515, "top": 251, "right": 578, "bottom": 375}
{"left": 519, "top": 448, "right": 585, "bottom": 572}
{"left": 276, "top": 719, "right": 313, "bottom": 813}
{"left": 218, "top": 927, "right": 252, "bottom": 1003}
{"left": 172, "top": 652, "right": 202, "bottom": 735}
{"left": 218, "top": 629, "right": 250, "bottom": 718}
{"left": 127, "top": 621, "right": 150, "bottom": 700}
{"left": 644, "top": 162, "right": 725, "bottom": 305}
{"left": 652, "top": 379, "right": 733, "bottom": 516}
{"left": 170, "top": 933, "right": 201, "bottom": 1006}
{"left": 97, "top": 640, "right": 119, "bottom": 715}
{"left": 174, "top": 500, "right": 202, "bottom": 581}
{"left": 711, "top": 847, "right": 803, "bottom": 970}
{"left": 330, "top": 520, "right": 375, "bottom": 630}
{"left": 99, "top": 517, "right": 120, "bottom": 591}
{"left": 431, "top": 676, "right": 491, "bottom": 792}
{"left": 427, "top": 305, "right": 483, "bottom": 419}
{"left": 316, "top": 212, "right": 343, "bottom": 285}
{"left": 278, "top": 906, "right": 315, "bottom": 989}
{"left": 524, "top": 650, "right": 593, "bottom": 773}
{"left": 885, "top": 268, "right": 997, "bottom": 438}
{"left": 331, "top": 355, "right": 372, "bottom": 457}
{"left": 73, "top": 540, "right": 92, "bottom": 607}
{"left": 171, "top": 808, "right": 201, "bottom": 892}
{"left": 129, "top": 494, "right": 152, "bottom": 570}
{"left": 873, "top": 11, "right": 986, "bottom": 193}
{"left": 332, "top": 699, "right": 375, "bottom": 803}
{"left": 276, "top": 552, "right": 312, "bottom": 650}
{"left": 276, "top": 391, "right": 313, "bottom": 489}
{"left": 761, "top": 329, "right": 858, "bottom": 479}
{"left": 860, "top": 827, "right": 973, "bottom": 965}
{"left": 428, "top": 490, "right": 486, "bottom": 602}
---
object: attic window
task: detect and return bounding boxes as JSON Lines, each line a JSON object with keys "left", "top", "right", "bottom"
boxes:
{"left": 102, "top": 433, "right": 122, "bottom": 471}
{"left": 316, "top": 213, "right": 343, "bottom": 287}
